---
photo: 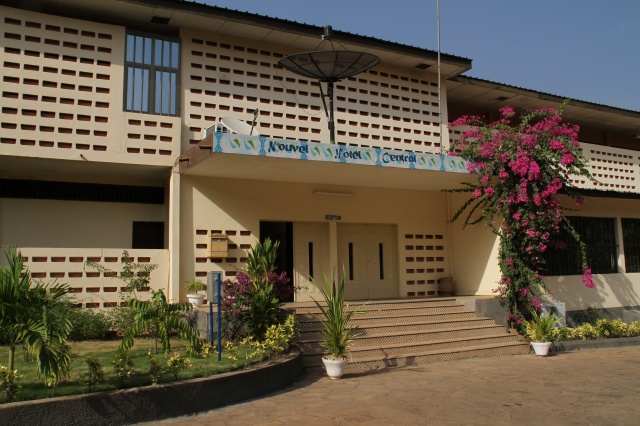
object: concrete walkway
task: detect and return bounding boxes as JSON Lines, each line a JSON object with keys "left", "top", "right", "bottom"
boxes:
{"left": 151, "top": 346, "right": 640, "bottom": 425}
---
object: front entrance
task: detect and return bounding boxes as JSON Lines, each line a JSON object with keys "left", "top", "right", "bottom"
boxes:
{"left": 338, "top": 224, "right": 398, "bottom": 300}
{"left": 293, "top": 222, "right": 330, "bottom": 301}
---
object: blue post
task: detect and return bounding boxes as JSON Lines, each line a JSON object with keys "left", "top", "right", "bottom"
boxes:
{"left": 209, "top": 300, "right": 214, "bottom": 345}
{"left": 216, "top": 272, "right": 222, "bottom": 361}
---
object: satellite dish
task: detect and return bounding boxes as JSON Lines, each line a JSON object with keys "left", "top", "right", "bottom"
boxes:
{"left": 220, "top": 117, "right": 260, "bottom": 136}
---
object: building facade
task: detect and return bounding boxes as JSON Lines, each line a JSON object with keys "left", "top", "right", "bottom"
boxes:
{"left": 2, "top": 0, "right": 640, "bottom": 313}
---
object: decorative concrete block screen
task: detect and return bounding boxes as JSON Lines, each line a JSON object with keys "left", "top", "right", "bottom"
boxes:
{"left": 182, "top": 30, "right": 445, "bottom": 154}
{"left": 0, "top": 7, "right": 180, "bottom": 166}
{"left": 20, "top": 248, "right": 169, "bottom": 308}
{"left": 193, "top": 229, "right": 254, "bottom": 279}
{"left": 402, "top": 233, "right": 447, "bottom": 297}
{"left": 573, "top": 142, "right": 639, "bottom": 193}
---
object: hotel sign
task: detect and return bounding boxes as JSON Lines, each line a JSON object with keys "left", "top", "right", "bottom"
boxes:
{"left": 212, "top": 133, "right": 468, "bottom": 173}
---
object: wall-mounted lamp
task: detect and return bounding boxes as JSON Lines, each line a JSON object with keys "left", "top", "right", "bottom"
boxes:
{"left": 313, "top": 191, "right": 354, "bottom": 197}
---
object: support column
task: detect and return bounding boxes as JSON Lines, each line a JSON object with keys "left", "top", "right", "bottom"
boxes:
{"left": 168, "top": 169, "right": 181, "bottom": 303}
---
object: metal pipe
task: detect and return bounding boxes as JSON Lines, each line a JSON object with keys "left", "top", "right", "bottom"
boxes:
{"left": 328, "top": 80, "right": 335, "bottom": 144}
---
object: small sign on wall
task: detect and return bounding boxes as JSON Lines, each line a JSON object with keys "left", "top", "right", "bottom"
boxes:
{"left": 325, "top": 215, "right": 342, "bottom": 221}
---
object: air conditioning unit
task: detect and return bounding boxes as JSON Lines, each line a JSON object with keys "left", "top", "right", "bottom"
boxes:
{"left": 541, "top": 302, "right": 566, "bottom": 327}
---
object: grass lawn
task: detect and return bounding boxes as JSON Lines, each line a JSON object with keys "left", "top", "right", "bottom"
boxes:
{"left": 0, "top": 338, "right": 251, "bottom": 404}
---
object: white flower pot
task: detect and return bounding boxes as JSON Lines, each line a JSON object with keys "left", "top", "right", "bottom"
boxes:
{"left": 322, "top": 357, "right": 348, "bottom": 379}
{"left": 531, "top": 341, "right": 552, "bottom": 356}
{"left": 187, "top": 293, "right": 205, "bottom": 307}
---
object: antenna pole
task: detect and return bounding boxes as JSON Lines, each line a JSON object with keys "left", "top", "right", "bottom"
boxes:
{"left": 327, "top": 80, "right": 335, "bottom": 144}
{"left": 437, "top": 0, "right": 443, "bottom": 154}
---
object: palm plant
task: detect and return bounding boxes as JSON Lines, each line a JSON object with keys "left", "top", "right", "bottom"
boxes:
{"left": 525, "top": 310, "right": 562, "bottom": 342}
{"left": 246, "top": 238, "right": 279, "bottom": 289}
{"left": 119, "top": 289, "right": 202, "bottom": 354}
{"left": 0, "top": 246, "right": 72, "bottom": 383}
{"left": 312, "top": 272, "right": 367, "bottom": 359}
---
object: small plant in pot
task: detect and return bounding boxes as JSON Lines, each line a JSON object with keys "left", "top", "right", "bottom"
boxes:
{"left": 312, "top": 271, "right": 367, "bottom": 379}
{"left": 185, "top": 279, "right": 207, "bottom": 307}
{"left": 524, "top": 310, "right": 562, "bottom": 356}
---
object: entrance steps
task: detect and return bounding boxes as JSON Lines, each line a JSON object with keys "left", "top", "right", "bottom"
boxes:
{"left": 293, "top": 298, "right": 530, "bottom": 370}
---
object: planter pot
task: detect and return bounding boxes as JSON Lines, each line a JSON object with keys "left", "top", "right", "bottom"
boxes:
{"left": 531, "top": 341, "right": 552, "bottom": 356}
{"left": 187, "top": 293, "right": 205, "bottom": 307}
{"left": 322, "top": 357, "right": 348, "bottom": 379}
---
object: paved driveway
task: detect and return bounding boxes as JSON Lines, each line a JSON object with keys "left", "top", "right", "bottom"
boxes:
{"left": 151, "top": 346, "right": 640, "bottom": 425}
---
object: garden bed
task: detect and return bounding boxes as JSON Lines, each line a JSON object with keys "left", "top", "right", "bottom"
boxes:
{"left": 0, "top": 348, "right": 302, "bottom": 426}
{"left": 552, "top": 336, "right": 640, "bottom": 352}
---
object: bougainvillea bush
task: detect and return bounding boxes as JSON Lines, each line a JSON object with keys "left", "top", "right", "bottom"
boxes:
{"left": 448, "top": 103, "right": 595, "bottom": 332}
{"left": 222, "top": 271, "right": 293, "bottom": 340}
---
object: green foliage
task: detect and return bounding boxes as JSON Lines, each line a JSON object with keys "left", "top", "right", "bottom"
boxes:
{"left": 248, "top": 285, "right": 282, "bottom": 341}
{"left": 81, "top": 356, "right": 104, "bottom": 393}
{"left": 86, "top": 250, "right": 158, "bottom": 300}
{"left": 105, "top": 306, "right": 137, "bottom": 337}
{"left": 0, "top": 365, "right": 22, "bottom": 402}
{"left": 147, "top": 352, "right": 165, "bottom": 385}
{"left": 185, "top": 279, "right": 206, "bottom": 293}
{"left": 628, "top": 321, "right": 640, "bottom": 337}
{"left": 595, "top": 318, "right": 627, "bottom": 338}
{"left": 549, "top": 326, "right": 574, "bottom": 342}
{"left": 572, "top": 323, "right": 598, "bottom": 340}
{"left": 112, "top": 351, "right": 134, "bottom": 387}
{"left": 524, "top": 310, "right": 562, "bottom": 342}
{"left": 262, "top": 314, "right": 297, "bottom": 356}
{"left": 68, "top": 308, "right": 109, "bottom": 341}
{"left": 167, "top": 353, "right": 191, "bottom": 380}
{"left": 119, "top": 290, "right": 202, "bottom": 355}
{"left": 0, "top": 246, "right": 72, "bottom": 384}
{"left": 246, "top": 238, "right": 279, "bottom": 288}
{"left": 312, "top": 271, "right": 367, "bottom": 359}
{"left": 200, "top": 343, "right": 214, "bottom": 377}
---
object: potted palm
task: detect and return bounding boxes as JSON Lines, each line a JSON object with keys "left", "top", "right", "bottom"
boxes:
{"left": 185, "top": 279, "right": 207, "bottom": 307}
{"left": 312, "top": 272, "right": 367, "bottom": 379}
{"left": 524, "top": 310, "right": 562, "bottom": 356}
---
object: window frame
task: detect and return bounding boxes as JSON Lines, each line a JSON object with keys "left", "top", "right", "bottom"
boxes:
{"left": 544, "top": 216, "right": 618, "bottom": 276}
{"left": 622, "top": 218, "right": 640, "bottom": 273}
{"left": 124, "top": 31, "right": 180, "bottom": 116}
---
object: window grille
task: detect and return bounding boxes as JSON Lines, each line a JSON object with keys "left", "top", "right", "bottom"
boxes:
{"left": 124, "top": 32, "right": 180, "bottom": 116}
{"left": 622, "top": 218, "right": 640, "bottom": 273}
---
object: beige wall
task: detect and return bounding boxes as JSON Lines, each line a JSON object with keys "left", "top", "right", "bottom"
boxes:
{"left": 0, "top": 6, "right": 181, "bottom": 167}
{"left": 179, "top": 175, "right": 452, "bottom": 302}
{"left": 0, "top": 198, "right": 166, "bottom": 248}
{"left": 449, "top": 192, "right": 640, "bottom": 310}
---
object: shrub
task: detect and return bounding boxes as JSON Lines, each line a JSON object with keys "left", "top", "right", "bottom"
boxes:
{"left": 573, "top": 323, "right": 598, "bottom": 340}
{"left": 147, "top": 352, "right": 165, "bottom": 385}
{"left": 112, "top": 352, "right": 134, "bottom": 387}
{"left": 263, "top": 314, "right": 297, "bottom": 356}
{"left": 596, "top": 318, "right": 628, "bottom": 338}
{"left": 627, "top": 321, "right": 640, "bottom": 337}
{"left": 167, "top": 353, "right": 191, "bottom": 380}
{"left": 0, "top": 366, "right": 22, "bottom": 403}
{"left": 550, "top": 326, "right": 574, "bottom": 342}
{"left": 105, "top": 306, "right": 137, "bottom": 337}
{"left": 81, "top": 356, "right": 104, "bottom": 392}
{"left": 68, "top": 308, "right": 109, "bottom": 341}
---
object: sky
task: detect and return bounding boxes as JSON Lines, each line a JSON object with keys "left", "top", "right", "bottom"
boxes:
{"left": 201, "top": 0, "right": 640, "bottom": 112}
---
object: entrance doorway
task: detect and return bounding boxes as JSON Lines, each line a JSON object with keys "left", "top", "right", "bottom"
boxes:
{"left": 338, "top": 224, "right": 398, "bottom": 300}
{"left": 259, "top": 221, "right": 294, "bottom": 302}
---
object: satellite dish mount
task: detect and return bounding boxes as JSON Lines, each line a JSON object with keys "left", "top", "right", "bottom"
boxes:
{"left": 278, "top": 26, "right": 380, "bottom": 144}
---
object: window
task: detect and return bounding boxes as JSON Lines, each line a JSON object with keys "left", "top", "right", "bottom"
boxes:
{"left": 622, "top": 218, "right": 640, "bottom": 273}
{"left": 125, "top": 33, "right": 179, "bottom": 115}
{"left": 544, "top": 217, "right": 617, "bottom": 276}
{"left": 132, "top": 221, "right": 165, "bottom": 249}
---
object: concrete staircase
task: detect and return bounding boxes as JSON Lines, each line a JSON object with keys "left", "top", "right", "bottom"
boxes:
{"left": 294, "top": 298, "right": 530, "bottom": 370}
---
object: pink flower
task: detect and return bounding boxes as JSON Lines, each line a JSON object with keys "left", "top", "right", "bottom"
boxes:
{"left": 500, "top": 106, "right": 515, "bottom": 118}
{"left": 485, "top": 187, "right": 495, "bottom": 197}
{"left": 561, "top": 153, "right": 574, "bottom": 165}
{"left": 473, "top": 189, "right": 482, "bottom": 198}
{"left": 582, "top": 266, "right": 595, "bottom": 288}
{"left": 531, "top": 299, "right": 542, "bottom": 310}
{"left": 520, "top": 288, "right": 528, "bottom": 297}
